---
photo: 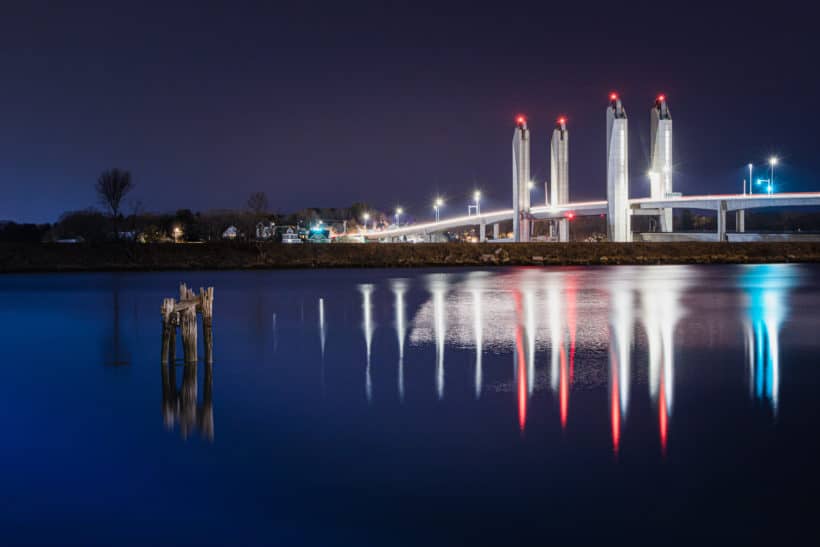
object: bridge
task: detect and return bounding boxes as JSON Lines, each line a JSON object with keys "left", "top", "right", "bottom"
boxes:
{"left": 364, "top": 193, "right": 820, "bottom": 242}
{"left": 358, "top": 94, "right": 820, "bottom": 243}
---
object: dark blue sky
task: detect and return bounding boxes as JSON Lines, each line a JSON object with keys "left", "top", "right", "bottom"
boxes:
{"left": 1, "top": 1, "right": 817, "bottom": 223}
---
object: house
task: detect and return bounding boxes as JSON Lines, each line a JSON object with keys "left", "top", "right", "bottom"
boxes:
{"left": 222, "top": 225, "right": 239, "bottom": 240}
{"left": 256, "top": 221, "right": 276, "bottom": 240}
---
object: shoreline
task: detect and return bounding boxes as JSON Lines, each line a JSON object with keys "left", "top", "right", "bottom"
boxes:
{"left": 3, "top": 242, "right": 820, "bottom": 273}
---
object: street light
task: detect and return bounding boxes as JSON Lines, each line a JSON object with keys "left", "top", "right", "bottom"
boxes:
{"left": 527, "top": 180, "right": 535, "bottom": 204}
{"left": 473, "top": 191, "right": 481, "bottom": 216}
{"left": 748, "top": 163, "right": 753, "bottom": 195}
{"left": 362, "top": 212, "right": 370, "bottom": 231}
{"left": 434, "top": 198, "right": 444, "bottom": 223}
{"left": 395, "top": 207, "right": 403, "bottom": 227}
{"left": 757, "top": 178, "right": 773, "bottom": 195}
{"left": 769, "top": 157, "right": 778, "bottom": 193}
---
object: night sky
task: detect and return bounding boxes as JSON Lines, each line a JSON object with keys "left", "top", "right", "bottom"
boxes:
{"left": 1, "top": 1, "right": 818, "bottom": 223}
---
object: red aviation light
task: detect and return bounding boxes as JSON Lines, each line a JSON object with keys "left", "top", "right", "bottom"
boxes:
{"left": 609, "top": 92, "right": 619, "bottom": 102}
{"left": 516, "top": 115, "right": 527, "bottom": 126}
{"left": 566, "top": 212, "right": 575, "bottom": 220}
{"left": 557, "top": 116, "right": 567, "bottom": 125}
{"left": 657, "top": 94, "right": 666, "bottom": 103}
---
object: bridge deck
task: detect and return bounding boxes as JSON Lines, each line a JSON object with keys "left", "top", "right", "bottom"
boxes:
{"left": 360, "top": 192, "right": 820, "bottom": 239}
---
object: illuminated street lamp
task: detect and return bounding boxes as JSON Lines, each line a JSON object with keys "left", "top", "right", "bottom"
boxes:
{"left": 172, "top": 225, "right": 183, "bottom": 243}
{"left": 769, "top": 157, "right": 778, "bottom": 193}
{"left": 747, "top": 163, "right": 753, "bottom": 195}
{"left": 434, "top": 198, "right": 444, "bottom": 223}
{"left": 395, "top": 207, "right": 403, "bottom": 227}
{"left": 362, "top": 212, "right": 371, "bottom": 231}
{"left": 757, "top": 178, "right": 773, "bottom": 195}
{"left": 474, "top": 190, "right": 481, "bottom": 216}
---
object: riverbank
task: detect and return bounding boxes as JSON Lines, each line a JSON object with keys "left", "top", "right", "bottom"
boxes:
{"left": 3, "top": 241, "right": 820, "bottom": 272}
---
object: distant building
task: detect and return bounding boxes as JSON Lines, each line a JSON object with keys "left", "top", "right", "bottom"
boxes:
{"left": 222, "top": 226, "right": 239, "bottom": 240}
{"left": 256, "top": 221, "right": 276, "bottom": 240}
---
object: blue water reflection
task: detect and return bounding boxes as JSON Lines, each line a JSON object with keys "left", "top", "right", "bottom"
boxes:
{"left": 1, "top": 265, "right": 818, "bottom": 545}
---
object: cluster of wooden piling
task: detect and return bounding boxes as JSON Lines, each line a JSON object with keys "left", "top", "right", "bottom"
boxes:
{"left": 161, "top": 283, "right": 214, "bottom": 364}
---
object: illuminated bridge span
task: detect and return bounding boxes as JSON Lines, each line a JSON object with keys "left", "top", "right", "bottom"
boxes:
{"left": 359, "top": 94, "right": 820, "bottom": 243}
{"left": 363, "top": 192, "right": 820, "bottom": 242}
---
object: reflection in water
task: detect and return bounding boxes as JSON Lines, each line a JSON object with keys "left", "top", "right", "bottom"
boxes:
{"left": 392, "top": 280, "right": 407, "bottom": 402}
{"left": 546, "top": 275, "right": 571, "bottom": 429}
{"left": 525, "top": 289, "right": 536, "bottom": 397}
{"left": 318, "top": 298, "right": 326, "bottom": 360}
{"left": 469, "top": 274, "right": 484, "bottom": 400}
{"left": 640, "top": 268, "right": 687, "bottom": 454}
{"left": 319, "top": 298, "right": 326, "bottom": 393}
{"left": 348, "top": 265, "right": 797, "bottom": 450}
{"left": 430, "top": 276, "right": 447, "bottom": 400}
{"left": 609, "top": 275, "right": 633, "bottom": 455}
{"left": 743, "top": 265, "right": 794, "bottom": 414}
{"left": 161, "top": 363, "right": 214, "bottom": 441}
{"left": 360, "top": 284, "right": 375, "bottom": 403}
{"left": 512, "top": 290, "right": 528, "bottom": 431}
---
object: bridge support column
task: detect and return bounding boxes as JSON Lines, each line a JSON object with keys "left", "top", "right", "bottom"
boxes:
{"left": 479, "top": 222, "right": 486, "bottom": 243}
{"left": 717, "top": 200, "right": 727, "bottom": 241}
{"left": 493, "top": 223, "right": 500, "bottom": 240}
{"left": 558, "top": 219, "right": 569, "bottom": 242}
{"left": 736, "top": 210, "right": 745, "bottom": 233}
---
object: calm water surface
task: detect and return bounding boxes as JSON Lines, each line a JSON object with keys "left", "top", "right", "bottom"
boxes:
{"left": 2, "top": 265, "right": 819, "bottom": 545}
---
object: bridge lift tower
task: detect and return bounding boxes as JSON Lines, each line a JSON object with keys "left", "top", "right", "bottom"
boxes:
{"left": 550, "top": 117, "right": 570, "bottom": 242}
{"left": 650, "top": 95, "right": 673, "bottom": 232}
{"left": 512, "top": 115, "right": 531, "bottom": 242}
{"left": 606, "top": 93, "right": 630, "bottom": 242}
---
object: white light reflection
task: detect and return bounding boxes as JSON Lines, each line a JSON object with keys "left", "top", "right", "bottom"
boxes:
{"left": 467, "top": 273, "right": 485, "bottom": 400}
{"left": 392, "top": 280, "right": 408, "bottom": 403}
{"left": 608, "top": 272, "right": 634, "bottom": 455}
{"left": 525, "top": 289, "right": 536, "bottom": 396}
{"left": 360, "top": 284, "right": 375, "bottom": 403}
{"left": 318, "top": 298, "right": 326, "bottom": 360}
{"left": 429, "top": 275, "right": 448, "bottom": 400}
{"left": 640, "top": 266, "right": 688, "bottom": 453}
{"left": 547, "top": 277, "right": 563, "bottom": 395}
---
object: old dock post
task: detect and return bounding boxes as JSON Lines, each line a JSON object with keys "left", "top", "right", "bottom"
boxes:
{"left": 160, "top": 283, "right": 215, "bottom": 365}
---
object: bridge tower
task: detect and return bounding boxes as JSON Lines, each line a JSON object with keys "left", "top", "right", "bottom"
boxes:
{"left": 606, "top": 93, "right": 630, "bottom": 242}
{"left": 650, "top": 95, "right": 673, "bottom": 232}
{"left": 550, "top": 116, "right": 570, "bottom": 242}
{"left": 512, "top": 115, "right": 531, "bottom": 242}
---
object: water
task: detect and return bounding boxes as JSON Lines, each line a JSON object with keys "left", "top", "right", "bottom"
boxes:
{"left": 1, "top": 265, "right": 818, "bottom": 545}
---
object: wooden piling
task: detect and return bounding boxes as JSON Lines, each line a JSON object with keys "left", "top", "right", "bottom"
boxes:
{"left": 162, "top": 283, "right": 214, "bottom": 366}
{"left": 180, "top": 305, "right": 198, "bottom": 364}
{"left": 200, "top": 286, "right": 214, "bottom": 364}
{"left": 161, "top": 298, "right": 176, "bottom": 364}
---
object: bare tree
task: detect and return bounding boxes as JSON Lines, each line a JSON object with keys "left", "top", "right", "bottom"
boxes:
{"left": 247, "top": 192, "right": 269, "bottom": 216}
{"left": 96, "top": 168, "right": 134, "bottom": 239}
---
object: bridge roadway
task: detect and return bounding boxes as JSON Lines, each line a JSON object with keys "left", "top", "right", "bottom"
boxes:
{"left": 362, "top": 192, "right": 820, "bottom": 241}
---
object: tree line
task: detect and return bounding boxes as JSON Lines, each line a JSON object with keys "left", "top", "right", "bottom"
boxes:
{"left": 0, "top": 168, "right": 388, "bottom": 243}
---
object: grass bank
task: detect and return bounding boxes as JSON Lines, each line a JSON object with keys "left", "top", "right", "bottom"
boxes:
{"left": 2, "top": 241, "right": 820, "bottom": 273}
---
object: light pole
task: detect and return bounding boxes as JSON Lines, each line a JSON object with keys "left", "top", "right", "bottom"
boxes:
{"left": 362, "top": 212, "right": 370, "bottom": 231}
{"left": 473, "top": 191, "right": 481, "bottom": 216}
{"left": 757, "top": 178, "right": 772, "bottom": 195}
{"left": 395, "top": 207, "right": 403, "bottom": 227}
{"left": 748, "top": 163, "right": 753, "bottom": 195}
{"left": 769, "top": 157, "right": 778, "bottom": 194}
{"left": 434, "top": 198, "right": 443, "bottom": 223}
